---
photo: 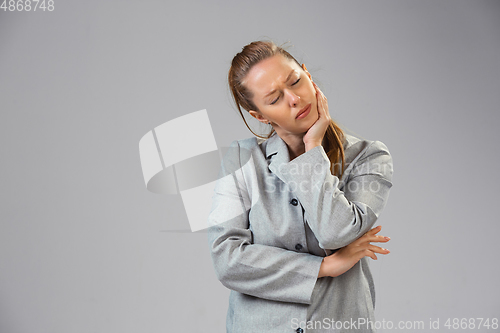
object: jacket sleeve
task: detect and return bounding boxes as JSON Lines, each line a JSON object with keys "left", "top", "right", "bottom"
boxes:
{"left": 207, "top": 140, "right": 324, "bottom": 305}
{"left": 278, "top": 140, "right": 394, "bottom": 250}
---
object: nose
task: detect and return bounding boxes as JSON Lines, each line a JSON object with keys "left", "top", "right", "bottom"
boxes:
{"left": 286, "top": 90, "right": 300, "bottom": 107}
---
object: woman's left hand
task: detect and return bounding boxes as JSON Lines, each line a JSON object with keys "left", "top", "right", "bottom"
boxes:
{"left": 318, "top": 225, "right": 391, "bottom": 278}
{"left": 303, "top": 81, "right": 331, "bottom": 151}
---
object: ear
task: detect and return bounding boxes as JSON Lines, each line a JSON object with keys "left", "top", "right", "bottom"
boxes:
{"left": 301, "top": 64, "right": 312, "bottom": 81}
{"left": 249, "top": 110, "right": 270, "bottom": 125}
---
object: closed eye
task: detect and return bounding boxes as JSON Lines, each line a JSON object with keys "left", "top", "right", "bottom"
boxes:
{"left": 270, "top": 78, "right": 300, "bottom": 105}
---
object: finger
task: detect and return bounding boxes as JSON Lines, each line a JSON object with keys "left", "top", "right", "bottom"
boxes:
{"left": 317, "top": 87, "right": 327, "bottom": 100}
{"left": 363, "top": 225, "right": 382, "bottom": 237}
{"left": 364, "top": 234, "right": 391, "bottom": 243}
{"left": 316, "top": 88, "right": 326, "bottom": 101}
{"left": 356, "top": 233, "right": 390, "bottom": 247}
{"left": 354, "top": 237, "right": 388, "bottom": 249}
{"left": 313, "top": 82, "right": 320, "bottom": 95}
{"left": 366, "top": 226, "right": 391, "bottom": 242}
{"left": 316, "top": 91, "right": 326, "bottom": 114}
{"left": 362, "top": 249, "right": 378, "bottom": 260}
{"left": 315, "top": 89, "right": 328, "bottom": 115}
{"left": 368, "top": 244, "right": 390, "bottom": 254}
{"left": 313, "top": 82, "right": 326, "bottom": 99}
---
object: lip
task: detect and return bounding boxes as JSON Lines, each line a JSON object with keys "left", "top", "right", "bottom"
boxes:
{"left": 296, "top": 104, "right": 311, "bottom": 119}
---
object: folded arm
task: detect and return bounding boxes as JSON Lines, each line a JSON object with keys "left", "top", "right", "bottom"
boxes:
{"left": 278, "top": 140, "right": 394, "bottom": 250}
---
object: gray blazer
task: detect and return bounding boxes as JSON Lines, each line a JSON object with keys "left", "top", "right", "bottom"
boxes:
{"left": 207, "top": 132, "right": 394, "bottom": 333}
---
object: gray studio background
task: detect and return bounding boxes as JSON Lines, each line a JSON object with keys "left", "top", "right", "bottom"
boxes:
{"left": 1, "top": 0, "right": 499, "bottom": 332}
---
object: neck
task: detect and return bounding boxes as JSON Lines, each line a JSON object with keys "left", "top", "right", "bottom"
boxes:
{"left": 277, "top": 131, "right": 306, "bottom": 161}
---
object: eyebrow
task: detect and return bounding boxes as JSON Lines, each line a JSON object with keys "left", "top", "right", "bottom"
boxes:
{"left": 264, "top": 69, "right": 296, "bottom": 98}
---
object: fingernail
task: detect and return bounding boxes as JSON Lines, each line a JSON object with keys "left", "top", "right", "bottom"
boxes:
{"left": 384, "top": 236, "right": 391, "bottom": 240}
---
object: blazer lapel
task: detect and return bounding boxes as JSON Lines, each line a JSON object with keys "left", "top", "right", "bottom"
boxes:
{"left": 265, "top": 134, "right": 290, "bottom": 184}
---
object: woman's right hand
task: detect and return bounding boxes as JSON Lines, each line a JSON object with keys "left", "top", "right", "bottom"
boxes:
{"left": 303, "top": 81, "right": 331, "bottom": 152}
{"left": 318, "top": 225, "right": 391, "bottom": 278}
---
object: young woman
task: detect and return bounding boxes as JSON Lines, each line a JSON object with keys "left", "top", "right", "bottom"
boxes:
{"left": 207, "top": 40, "right": 394, "bottom": 333}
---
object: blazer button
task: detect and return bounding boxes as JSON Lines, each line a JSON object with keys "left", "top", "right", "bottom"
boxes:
{"left": 295, "top": 243, "right": 303, "bottom": 251}
{"left": 290, "top": 198, "right": 298, "bottom": 206}
{"left": 296, "top": 328, "right": 304, "bottom": 333}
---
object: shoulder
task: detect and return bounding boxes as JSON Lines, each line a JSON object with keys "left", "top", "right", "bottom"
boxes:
{"left": 343, "top": 133, "right": 392, "bottom": 163}
{"left": 219, "top": 136, "right": 265, "bottom": 173}
{"left": 343, "top": 133, "right": 393, "bottom": 181}
{"left": 227, "top": 136, "right": 269, "bottom": 158}
{"left": 232, "top": 136, "right": 263, "bottom": 149}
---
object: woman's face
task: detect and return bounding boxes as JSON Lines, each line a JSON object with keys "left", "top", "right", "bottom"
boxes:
{"left": 245, "top": 54, "right": 318, "bottom": 136}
